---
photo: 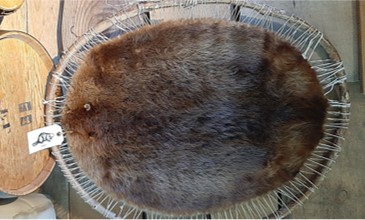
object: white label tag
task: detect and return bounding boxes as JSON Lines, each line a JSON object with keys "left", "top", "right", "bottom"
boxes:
{"left": 27, "top": 124, "right": 64, "bottom": 154}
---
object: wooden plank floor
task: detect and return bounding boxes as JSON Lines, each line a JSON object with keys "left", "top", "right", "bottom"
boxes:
{"left": 1, "top": 0, "right": 364, "bottom": 218}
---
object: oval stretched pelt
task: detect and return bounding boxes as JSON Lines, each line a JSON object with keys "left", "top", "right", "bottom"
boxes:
{"left": 61, "top": 18, "right": 328, "bottom": 216}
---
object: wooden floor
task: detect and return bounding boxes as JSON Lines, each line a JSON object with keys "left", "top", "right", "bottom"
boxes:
{"left": 1, "top": 0, "right": 364, "bottom": 218}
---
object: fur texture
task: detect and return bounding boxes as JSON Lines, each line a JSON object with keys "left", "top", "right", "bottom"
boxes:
{"left": 61, "top": 19, "right": 328, "bottom": 215}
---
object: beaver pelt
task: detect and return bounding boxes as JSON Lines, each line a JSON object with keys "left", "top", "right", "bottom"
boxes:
{"left": 61, "top": 18, "right": 328, "bottom": 216}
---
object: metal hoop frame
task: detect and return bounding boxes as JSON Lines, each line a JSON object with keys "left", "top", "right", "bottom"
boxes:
{"left": 45, "top": 1, "right": 350, "bottom": 218}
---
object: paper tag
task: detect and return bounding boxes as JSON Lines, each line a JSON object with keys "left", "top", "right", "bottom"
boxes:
{"left": 27, "top": 124, "right": 64, "bottom": 154}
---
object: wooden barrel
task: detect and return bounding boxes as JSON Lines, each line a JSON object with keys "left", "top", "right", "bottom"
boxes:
{"left": 0, "top": 30, "right": 55, "bottom": 195}
{"left": 0, "top": 0, "right": 24, "bottom": 15}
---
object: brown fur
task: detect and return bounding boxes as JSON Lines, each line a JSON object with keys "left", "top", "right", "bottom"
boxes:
{"left": 61, "top": 19, "right": 328, "bottom": 216}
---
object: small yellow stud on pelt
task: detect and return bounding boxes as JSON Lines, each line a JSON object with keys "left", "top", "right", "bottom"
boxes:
{"left": 61, "top": 18, "right": 328, "bottom": 216}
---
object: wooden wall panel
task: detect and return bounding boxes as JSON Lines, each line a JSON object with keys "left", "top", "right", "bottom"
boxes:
{"left": 27, "top": 0, "right": 59, "bottom": 58}
{"left": 358, "top": 0, "right": 365, "bottom": 93}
